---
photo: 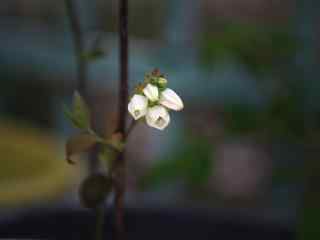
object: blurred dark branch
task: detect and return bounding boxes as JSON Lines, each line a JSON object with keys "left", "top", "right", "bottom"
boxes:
{"left": 64, "top": 0, "right": 88, "bottom": 98}
{"left": 113, "top": 0, "right": 129, "bottom": 239}
{"left": 65, "top": 2, "right": 104, "bottom": 240}
{"left": 65, "top": 0, "right": 101, "bottom": 173}
{"left": 117, "top": 0, "right": 129, "bottom": 133}
{"left": 95, "top": 206, "right": 105, "bottom": 240}
{"left": 124, "top": 120, "right": 137, "bottom": 140}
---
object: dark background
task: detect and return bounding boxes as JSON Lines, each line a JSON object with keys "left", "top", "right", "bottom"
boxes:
{"left": 0, "top": 0, "right": 319, "bottom": 239}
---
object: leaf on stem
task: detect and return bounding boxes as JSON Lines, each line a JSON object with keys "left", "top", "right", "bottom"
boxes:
{"left": 63, "top": 91, "right": 91, "bottom": 130}
{"left": 66, "top": 133, "right": 98, "bottom": 164}
{"left": 73, "top": 91, "right": 91, "bottom": 128}
{"left": 81, "top": 49, "right": 105, "bottom": 61}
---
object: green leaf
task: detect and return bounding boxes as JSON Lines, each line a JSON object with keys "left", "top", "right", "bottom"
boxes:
{"left": 66, "top": 133, "right": 98, "bottom": 164}
{"left": 64, "top": 92, "right": 91, "bottom": 130}
{"left": 72, "top": 91, "right": 91, "bottom": 129}
{"left": 63, "top": 104, "right": 84, "bottom": 130}
{"left": 81, "top": 49, "right": 105, "bottom": 61}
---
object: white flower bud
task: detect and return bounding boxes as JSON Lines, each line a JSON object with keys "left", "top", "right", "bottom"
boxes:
{"left": 128, "top": 94, "right": 148, "bottom": 120}
{"left": 159, "top": 88, "right": 184, "bottom": 111}
{"left": 146, "top": 105, "right": 170, "bottom": 130}
{"left": 143, "top": 84, "right": 159, "bottom": 102}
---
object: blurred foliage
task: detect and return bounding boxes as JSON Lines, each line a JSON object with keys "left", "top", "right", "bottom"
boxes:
{"left": 298, "top": 178, "right": 320, "bottom": 239}
{"left": 223, "top": 104, "right": 262, "bottom": 135}
{"left": 298, "top": 199, "right": 320, "bottom": 240}
{"left": 139, "top": 135, "right": 213, "bottom": 190}
{"left": 0, "top": 79, "right": 55, "bottom": 129}
{"left": 0, "top": 120, "right": 77, "bottom": 207}
{"left": 200, "top": 23, "right": 297, "bottom": 74}
{"left": 140, "top": 88, "right": 306, "bottom": 193}
{"left": 271, "top": 167, "right": 304, "bottom": 185}
{"left": 81, "top": 49, "right": 105, "bottom": 62}
{"left": 265, "top": 93, "right": 305, "bottom": 139}
{"left": 224, "top": 92, "right": 305, "bottom": 140}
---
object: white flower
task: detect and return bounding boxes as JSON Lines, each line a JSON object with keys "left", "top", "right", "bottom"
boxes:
{"left": 143, "top": 84, "right": 159, "bottom": 102}
{"left": 146, "top": 105, "right": 170, "bottom": 130}
{"left": 128, "top": 94, "right": 148, "bottom": 120}
{"left": 159, "top": 88, "right": 184, "bottom": 111}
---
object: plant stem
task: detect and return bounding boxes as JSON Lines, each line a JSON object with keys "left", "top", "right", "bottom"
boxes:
{"left": 117, "top": 0, "right": 129, "bottom": 133}
{"left": 65, "top": 2, "right": 104, "bottom": 240}
{"left": 64, "top": 0, "right": 88, "bottom": 98}
{"left": 65, "top": 0, "right": 99, "bottom": 170}
{"left": 124, "top": 120, "right": 137, "bottom": 140}
{"left": 114, "top": 0, "right": 129, "bottom": 239}
{"left": 95, "top": 205, "right": 105, "bottom": 240}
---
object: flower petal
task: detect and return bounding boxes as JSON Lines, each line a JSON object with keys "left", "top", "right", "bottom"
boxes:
{"left": 128, "top": 94, "right": 148, "bottom": 120}
{"left": 159, "top": 88, "right": 184, "bottom": 111}
{"left": 143, "top": 84, "right": 159, "bottom": 102}
{"left": 146, "top": 105, "right": 170, "bottom": 130}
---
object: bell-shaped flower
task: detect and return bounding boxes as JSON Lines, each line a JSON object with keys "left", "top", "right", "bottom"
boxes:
{"left": 146, "top": 105, "right": 170, "bottom": 130}
{"left": 128, "top": 94, "right": 148, "bottom": 120}
{"left": 159, "top": 88, "right": 184, "bottom": 111}
{"left": 143, "top": 84, "right": 159, "bottom": 102}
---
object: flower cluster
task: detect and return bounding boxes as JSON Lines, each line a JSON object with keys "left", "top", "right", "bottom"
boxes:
{"left": 128, "top": 70, "right": 184, "bottom": 130}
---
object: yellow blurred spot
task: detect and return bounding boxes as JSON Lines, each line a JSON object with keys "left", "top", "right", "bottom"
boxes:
{"left": 0, "top": 120, "right": 79, "bottom": 208}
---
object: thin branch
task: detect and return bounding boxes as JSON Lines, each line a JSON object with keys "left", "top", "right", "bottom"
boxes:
{"left": 114, "top": 0, "right": 129, "bottom": 239}
{"left": 124, "top": 120, "right": 137, "bottom": 140}
{"left": 65, "top": 2, "right": 103, "bottom": 240}
{"left": 95, "top": 205, "right": 105, "bottom": 240}
{"left": 117, "top": 0, "right": 129, "bottom": 133}
{"left": 64, "top": 0, "right": 88, "bottom": 98}
{"left": 65, "top": 0, "right": 101, "bottom": 173}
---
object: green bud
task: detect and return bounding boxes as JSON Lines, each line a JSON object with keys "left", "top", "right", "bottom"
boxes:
{"left": 79, "top": 174, "right": 113, "bottom": 209}
{"left": 149, "top": 77, "right": 158, "bottom": 85}
{"left": 158, "top": 77, "right": 168, "bottom": 88}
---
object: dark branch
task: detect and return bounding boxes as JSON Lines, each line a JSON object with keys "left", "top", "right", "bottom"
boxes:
{"left": 64, "top": 0, "right": 88, "bottom": 98}
{"left": 114, "top": 0, "right": 129, "bottom": 239}
{"left": 117, "top": 0, "right": 129, "bottom": 133}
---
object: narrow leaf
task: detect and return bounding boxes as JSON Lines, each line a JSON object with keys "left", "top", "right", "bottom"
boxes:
{"left": 63, "top": 104, "right": 84, "bottom": 129}
{"left": 81, "top": 49, "right": 105, "bottom": 61}
{"left": 66, "top": 133, "right": 98, "bottom": 164}
{"left": 72, "top": 91, "right": 91, "bottom": 130}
